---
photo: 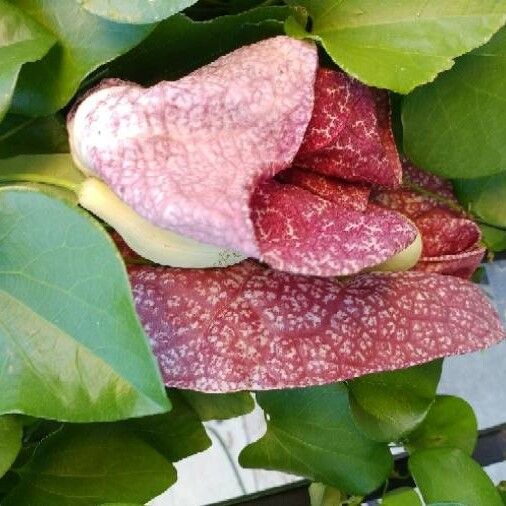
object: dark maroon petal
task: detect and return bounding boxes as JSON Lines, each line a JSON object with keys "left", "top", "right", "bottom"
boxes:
{"left": 415, "top": 247, "right": 486, "bottom": 279}
{"left": 371, "top": 159, "right": 462, "bottom": 220}
{"left": 413, "top": 209, "right": 485, "bottom": 280}
{"left": 296, "top": 68, "right": 353, "bottom": 154}
{"left": 129, "top": 261, "right": 504, "bottom": 392}
{"left": 250, "top": 180, "right": 417, "bottom": 276}
{"left": 295, "top": 68, "right": 402, "bottom": 187}
{"left": 277, "top": 168, "right": 371, "bottom": 211}
{"left": 372, "top": 187, "right": 452, "bottom": 221}
{"left": 373, "top": 159, "right": 484, "bottom": 278}
{"left": 403, "top": 158, "right": 456, "bottom": 200}
{"left": 414, "top": 209, "right": 481, "bottom": 257}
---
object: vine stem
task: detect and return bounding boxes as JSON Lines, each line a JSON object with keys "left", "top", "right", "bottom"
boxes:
{"left": 0, "top": 117, "right": 37, "bottom": 143}
{"left": 206, "top": 425, "right": 248, "bottom": 495}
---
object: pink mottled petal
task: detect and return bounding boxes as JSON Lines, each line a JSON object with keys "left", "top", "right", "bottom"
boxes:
{"left": 250, "top": 180, "right": 417, "bottom": 276}
{"left": 69, "top": 36, "right": 318, "bottom": 259}
{"left": 129, "top": 261, "right": 504, "bottom": 392}
{"left": 295, "top": 68, "right": 402, "bottom": 188}
{"left": 277, "top": 168, "right": 371, "bottom": 211}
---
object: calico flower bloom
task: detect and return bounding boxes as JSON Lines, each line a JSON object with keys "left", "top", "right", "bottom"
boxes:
{"left": 69, "top": 36, "right": 503, "bottom": 392}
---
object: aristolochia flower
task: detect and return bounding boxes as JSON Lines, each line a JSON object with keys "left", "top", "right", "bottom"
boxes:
{"left": 69, "top": 36, "right": 504, "bottom": 392}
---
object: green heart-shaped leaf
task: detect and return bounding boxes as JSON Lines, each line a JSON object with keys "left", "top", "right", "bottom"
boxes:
{"left": 403, "top": 26, "right": 506, "bottom": 178}
{"left": 3, "top": 424, "right": 176, "bottom": 505}
{"left": 480, "top": 225, "right": 506, "bottom": 253}
{"left": 0, "top": 186, "right": 169, "bottom": 421}
{"left": 453, "top": 173, "right": 506, "bottom": 229}
{"left": 0, "top": 154, "right": 84, "bottom": 191}
{"left": 382, "top": 488, "right": 422, "bottom": 506}
{"left": 285, "top": 1, "right": 506, "bottom": 93}
{"left": 239, "top": 384, "right": 392, "bottom": 495}
{"left": 125, "top": 390, "right": 211, "bottom": 462}
{"left": 9, "top": 0, "right": 155, "bottom": 116}
{"left": 0, "top": 0, "right": 55, "bottom": 121}
{"left": 180, "top": 390, "right": 254, "bottom": 421}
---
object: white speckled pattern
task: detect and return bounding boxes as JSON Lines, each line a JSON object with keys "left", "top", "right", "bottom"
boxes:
{"left": 129, "top": 261, "right": 505, "bottom": 392}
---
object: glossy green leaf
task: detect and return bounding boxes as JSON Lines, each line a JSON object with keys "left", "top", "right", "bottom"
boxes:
{"left": 180, "top": 390, "right": 255, "bottom": 421}
{"left": 0, "top": 0, "right": 55, "bottom": 121}
{"left": 126, "top": 390, "right": 211, "bottom": 462}
{"left": 0, "top": 114, "right": 69, "bottom": 159}
{"left": 481, "top": 225, "right": 506, "bottom": 252}
{"left": 107, "top": 7, "right": 290, "bottom": 84}
{"left": 9, "top": 0, "right": 155, "bottom": 117}
{"left": 454, "top": 173, "right": 506, "bottom": 228}
{"left": 0, "top": 416, "right": 22, "bottom": 479}
{"left": 0, "top": 154, "right": 84, "bottom": 191}
{"left": 403, "top": 26, "right": 506, "bottom": 178}
{"left": 382, "top": 488, "right": 422, "bottom": 506}
{"left": 239, "top": 384, "right": 392, "bottom": 495}
{"left": 0, "top": 186, "right": 169, "bottom": 421}
{"left": 348, "top": 360, "right": 442, "bottom": 442}
{"left": 79, "top": 0, "right": 198, "bottom": 24}
{"left": 410, "top": 448, "right": 503, "bottom": 506}
{"left": 405, "top": 395, "right": 477, "bottom": 455}
{"left": 3, "top": 424, "right": 176, "bottom": 505}
{"left": 285, "top": 1, "right": 506, "bottom": 93}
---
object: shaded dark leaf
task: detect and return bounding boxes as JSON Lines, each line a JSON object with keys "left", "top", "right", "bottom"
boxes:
{"left": 3, "top": 424, "right": 176, "bottom": 505}
{"left": 0, "top": 114, "right": 69, "bottom": 159}
{"left": 180, "top": 390, "right": 255, "bottom": 421}
{"left": 0, "top": 416, "right": 22, "bottom": 479}
{"left": 107, "top": 7, "right": 290, "bottom": 85}
{"left": 239, "top": 384, "right": 392, "bottom": 495}
{"left": 10, "top": 0, "right": 155, "bottom": 116}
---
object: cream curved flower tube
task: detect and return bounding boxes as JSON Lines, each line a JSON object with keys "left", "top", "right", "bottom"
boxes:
{"left": 78, "top": 178, "right": 245, "bottom": 268}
